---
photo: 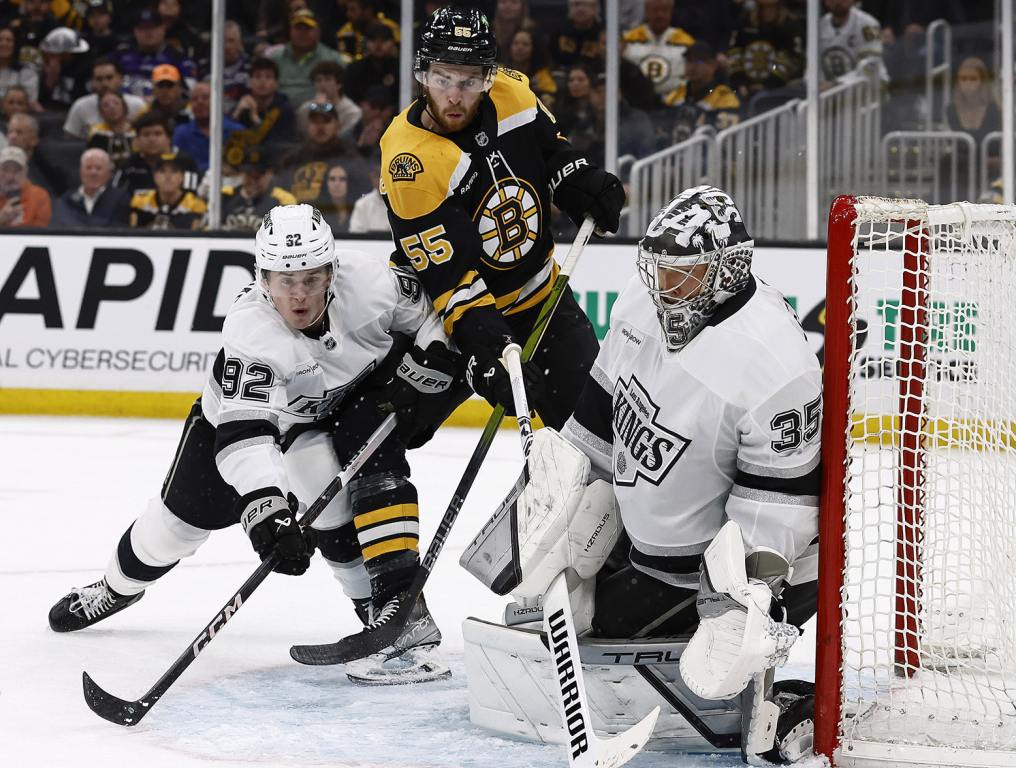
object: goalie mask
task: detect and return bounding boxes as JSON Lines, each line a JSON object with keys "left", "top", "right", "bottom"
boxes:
{"left": 637, "top": 186, "right": 753, "bottom": 351}
{"left": 254, "top": 204, "right": 337, "bottom": 329}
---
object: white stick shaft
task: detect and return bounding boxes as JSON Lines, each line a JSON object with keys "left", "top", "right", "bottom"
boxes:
{"left": 501, "top": 342, "right": 534, "bottom": 458}
{"left": 560, "top": 217, "right": 596, "bottom": 278}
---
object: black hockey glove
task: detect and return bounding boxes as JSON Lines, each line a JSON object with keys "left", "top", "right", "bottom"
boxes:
{"left": 238, "top": 487, "right": 315, "bottom": 576}
{"left": 551, "top": 161, "right": 625, "bottom": 235}
{"left": 465, "top": 339, "right": 547, "bottom": 416}
{"left": 379, "top": 341, "right": 460, "bottom": 441}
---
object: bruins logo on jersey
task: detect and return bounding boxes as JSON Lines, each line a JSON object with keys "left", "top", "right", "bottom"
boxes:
{"left": 612, "top": 375, "right": 690, "bottom": 487}
{"left": 473, "top": 177, "right": 541, "bottom": 268}
{"left": 389, "top": 153, "right": 424, "bottom": 182}
{"left": 639, "top": 54, "right": 671, "bottom": 85}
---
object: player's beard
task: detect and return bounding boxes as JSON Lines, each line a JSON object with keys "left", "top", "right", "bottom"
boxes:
{"left": 424, "top": 89, "right": 480, "bottom": 133}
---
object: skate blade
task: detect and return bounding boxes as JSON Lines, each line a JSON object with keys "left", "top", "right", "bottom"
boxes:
{"left": 345, "top": 649, "right": 451, "bottom": 686}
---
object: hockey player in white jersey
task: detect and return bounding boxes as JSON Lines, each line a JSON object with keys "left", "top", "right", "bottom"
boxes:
{"left": 461, "top": 186, "right": 821, "bottom": 761}
{"left": 48, "top": 204, "right": 459, "bottom": 683}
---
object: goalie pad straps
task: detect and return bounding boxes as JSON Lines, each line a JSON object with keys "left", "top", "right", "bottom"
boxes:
{"left": 678, "top": 522, "right": 799, "bottom": 701}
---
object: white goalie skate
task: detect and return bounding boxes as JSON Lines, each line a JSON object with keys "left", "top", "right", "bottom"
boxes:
{"left": 344, "top": 595, "right": 451, "bottom": 686}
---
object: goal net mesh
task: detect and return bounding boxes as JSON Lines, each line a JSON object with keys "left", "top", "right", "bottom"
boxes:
{"left": 838, "top": 198, "right": 1016, "bottom": 759}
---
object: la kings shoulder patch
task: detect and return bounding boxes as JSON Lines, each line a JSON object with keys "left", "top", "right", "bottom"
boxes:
{"left": 612, "top": 375, "right": 690, "bottom": 486}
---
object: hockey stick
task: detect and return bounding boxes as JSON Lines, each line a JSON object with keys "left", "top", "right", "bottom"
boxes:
{"left": 502, "top": 342, "right": 659, "bottom": 768}
{"left": 82, "top": 413, "right": 397, "bottom": 727}
{"left": 290, "top": 216, "right": 597, "bottom": 665}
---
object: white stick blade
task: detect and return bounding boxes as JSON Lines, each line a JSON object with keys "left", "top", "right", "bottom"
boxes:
{"left": 574, "top": 706, "right": 660, "bottom": 768}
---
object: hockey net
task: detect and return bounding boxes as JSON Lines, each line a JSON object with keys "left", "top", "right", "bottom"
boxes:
{"left": 815, "top": 196, "right": 1016, "bottom": 768}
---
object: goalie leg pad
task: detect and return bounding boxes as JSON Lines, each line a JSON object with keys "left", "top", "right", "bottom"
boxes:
{"left": 679, "top": 522, "right": 799, "bottom": 701}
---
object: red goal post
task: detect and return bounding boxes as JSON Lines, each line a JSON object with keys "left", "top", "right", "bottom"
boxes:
{"left": 815, "top": 195, "right": 1016, "bottom": 767}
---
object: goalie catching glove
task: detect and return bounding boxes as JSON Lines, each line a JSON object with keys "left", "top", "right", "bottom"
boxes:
{"left": 679, "top": 521, "right": 800, "bottom": 701}
{"left": 238, "top": 487, "right": 315, "bottom": 575}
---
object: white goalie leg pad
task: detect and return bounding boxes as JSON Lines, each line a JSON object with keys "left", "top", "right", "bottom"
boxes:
{"left": 282, "top": 429, "right": 353, "bottom": 529}
{"left": 679, "top": 522, "right": 799, "bottom": 701}
{"left": 514, "top": 429, "right": 620, "bottom": 599}
{"left": 460, "top": 428, "right": 620, "bottom": 600}
{"left": 105, "top": 497, "right": 211, "bottom": 595}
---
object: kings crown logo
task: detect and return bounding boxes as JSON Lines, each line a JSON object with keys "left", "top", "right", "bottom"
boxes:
{"left": 389, "top": 153, "right": 424, "bottom": 182}
{"left": 612, "top": 376, "right": 690, "bottom": 487}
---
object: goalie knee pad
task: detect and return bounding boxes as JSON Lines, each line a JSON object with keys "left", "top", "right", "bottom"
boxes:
{"left": 460, "top": 428, "right": 620, "bottom": 599}
{"left": 105, "top": 497, "right": 211, "bottom": 595}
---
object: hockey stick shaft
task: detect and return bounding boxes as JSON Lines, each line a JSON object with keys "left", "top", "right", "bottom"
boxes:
{"left": 289, "top": 219, "right": 596, "bottom": 665}
{"left": 82, "top": 414, "right": 397, "bottom": 726}
{"left": 502, "top": 347, "right": 659, "bottom": 768}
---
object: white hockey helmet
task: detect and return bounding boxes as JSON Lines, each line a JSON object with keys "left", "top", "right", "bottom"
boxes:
{"left": 637, "top": 185, "right": 753, "bottom": 351}
{"left": 254, "top": 203, "right": 336, "bottom": 295}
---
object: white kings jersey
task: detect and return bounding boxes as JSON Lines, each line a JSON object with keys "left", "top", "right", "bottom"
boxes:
{"left": 200, "top": 249, "right": 446, "bottom": 497}
{"left": 818, "top": 7, "right": 886, "bottom": 82}
{"left": 562, "top": 273, "right": 821, "bottom": 587}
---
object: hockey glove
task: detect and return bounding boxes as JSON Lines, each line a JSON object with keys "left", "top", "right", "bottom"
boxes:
{"left": 465, "top": 341, "right": 547, "bottom": 416}
{"left": 238, "top": 487, "right": 315, "bottom": 576}
{"left": 552, "top": 162, "right": 625, "bottom": 236}
{"left": 380, "top": 341, "right": 460, "bottom": 441}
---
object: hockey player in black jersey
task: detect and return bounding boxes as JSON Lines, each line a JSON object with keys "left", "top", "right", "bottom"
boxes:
{"left": 380, "top": 6, "right": 625, "bottom": 429}
{"left": 48, "top": 204, "right": 460, "bottom": 684}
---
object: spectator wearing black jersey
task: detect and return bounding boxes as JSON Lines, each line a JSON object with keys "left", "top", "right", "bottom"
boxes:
{"left": 728, "top": 0, "right": 804, "bottom": 102}
{"left": 220, "top": 146, "right": 297, "bottom": 232}
{"left": 115, "top": 111, "right": 200, "bottom": 194}
{"left": 129, "top": 152, "right": 206, "bottom": 230}
{"left": 87, "top": 91, "right": 137, "bottom": 170}
{"left": 342, "top": 22, "right": 398, "bottom": 106}
{"left": 548, "top": 0, "right": 603, "bottom": 73}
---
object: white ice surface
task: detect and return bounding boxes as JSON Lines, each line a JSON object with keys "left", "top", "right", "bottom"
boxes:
{"left": 2, "top": 416, "right": 818, "bottom": 768}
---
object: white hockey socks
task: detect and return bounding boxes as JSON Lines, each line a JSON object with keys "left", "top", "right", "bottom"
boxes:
{"left": 679, "top": 522, "right": 799, "bottom": 701}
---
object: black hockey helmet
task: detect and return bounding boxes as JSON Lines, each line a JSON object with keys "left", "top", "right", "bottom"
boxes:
{"left": 415, "top": 6, "right": 498, "bottom": 81}
{"left": 637, "top": 186, "right": 754, "bottom": 350}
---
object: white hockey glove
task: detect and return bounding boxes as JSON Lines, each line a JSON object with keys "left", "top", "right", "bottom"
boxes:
{"left": 679, "top": 522, "right": 799, "bottom": 701}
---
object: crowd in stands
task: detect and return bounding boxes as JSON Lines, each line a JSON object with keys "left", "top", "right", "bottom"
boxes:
{"left": 0, "top": 0, "right": 1002, "bottom": 232}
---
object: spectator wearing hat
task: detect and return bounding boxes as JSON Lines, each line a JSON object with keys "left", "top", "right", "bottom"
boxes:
{"left": 228, "top": 57, "right": 297, "bottom": 155}
{"left": 147, "top": 63, "right": 191, "bottom": 134}
{"left": 296, "top": 60, "right": 361, "bottom": 136}
{"left": 342, "top": 84, "right": 395, "bottom": 160}
{"left": 342, "top": 22, "right": 398, "bottom": 106}
{"left": 268, "top": 9, "right": 343, "bottom": 106}
{"left": 10, "top": 0, "right": 57, "bottom": 72}
{"left": 0, "top": 145, "right": 51, "bottom": 227}
{"left": 115, "top": 111, "right": 199, "bottom": 194}
{"left": 87, "top": 91, "right": 137, "bottom": 169}
{"left": 173, "top": 81, "right": 244, "bottom": 174}
{"left": 82, "top": 0, "right": 118, "bottom": 59}
{"left": 51, "top": 147, "right": 130, "bottom": 228}
{"left": 281, "top": 100, "right": 365, "bottom": 204}
{"left": 113, "top": 6, "right": 197, "bottom": 99}
{"left": 660, "top": 40, "right": 740, "bottom": 144}
{"left": 129, "top": 152, "right": 206, "bottom": 230}
{"left": 335, "top": 0, "right": 400, "bottom": 62}
{"left": 38, "top": 26, "right": 91, "bottom": 110}
{"left": 220, "top": 146, "right": 297, "bottom": 232}
{"left": 223, "top": 20, "right": 249, "bottom": 114}
{"left": 0, "top": 26, "right": 39, "bottom": 103}
{"left": 64, "top": 59, "right": 147, "bottom": 139}
{"left": 312, "top": 160, "right": 354, "bottom": 234}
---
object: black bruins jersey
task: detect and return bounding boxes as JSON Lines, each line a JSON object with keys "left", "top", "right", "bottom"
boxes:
{"left": 129, "top": 190, "right": 207, "bottom": 230}
{"left": 381, "top": 68, "right": 585, "bottom": 348}
{"left": 221, "top": 185, "right": 298, "bottom": 232}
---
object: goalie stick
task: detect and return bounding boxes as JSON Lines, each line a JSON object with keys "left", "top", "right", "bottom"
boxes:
{"left": 290, "top": 216, "right": 597, "bottom": 666}
{"left": 502, "top": 342, "right": 660, "bottom": 768}
{"left": 82, "top": 413, "right": 397, "bottom": 727}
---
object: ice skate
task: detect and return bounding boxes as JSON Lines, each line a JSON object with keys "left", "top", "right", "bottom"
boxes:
{"left": 345, "top": 594, "right": 450, "bottom": 685}
{"left": 48, "top": 579, "right": 144, "bottom": 633}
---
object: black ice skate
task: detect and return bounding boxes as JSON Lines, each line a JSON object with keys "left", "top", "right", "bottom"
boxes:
{"left": 344, "top": 593, "right": 449, "bottom": 685}
{"left": 48, "top": 579, "right": 144, "bottom": 632}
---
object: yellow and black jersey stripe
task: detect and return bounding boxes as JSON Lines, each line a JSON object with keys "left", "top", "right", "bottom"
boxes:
{"left": 129, "top": 190, "right": 207, "bottom": 230}
{"left": 380, "top": 68, "right": 582, "bottom": 349}
{"left": 622, "top": 24, "right": 695, "bottom": 47}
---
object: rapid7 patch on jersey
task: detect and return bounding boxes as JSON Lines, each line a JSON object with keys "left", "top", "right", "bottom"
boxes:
{"left": 612, "top": 376, "right": 690, "bottom": 486}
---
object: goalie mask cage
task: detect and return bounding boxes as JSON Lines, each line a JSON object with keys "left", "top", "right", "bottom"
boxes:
{"left": 815, "top": 196, "right": 1016, "bottom": 768}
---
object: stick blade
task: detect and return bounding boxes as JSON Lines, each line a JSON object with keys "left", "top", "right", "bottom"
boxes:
{"left": 290, "top": 601, "right": 411, "bottom": 665}
{"left": 82, "top": 671, "right": 152, "bottom": 727}
{"left": 577, "top": 706, "right": 660, "bottom": 768}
